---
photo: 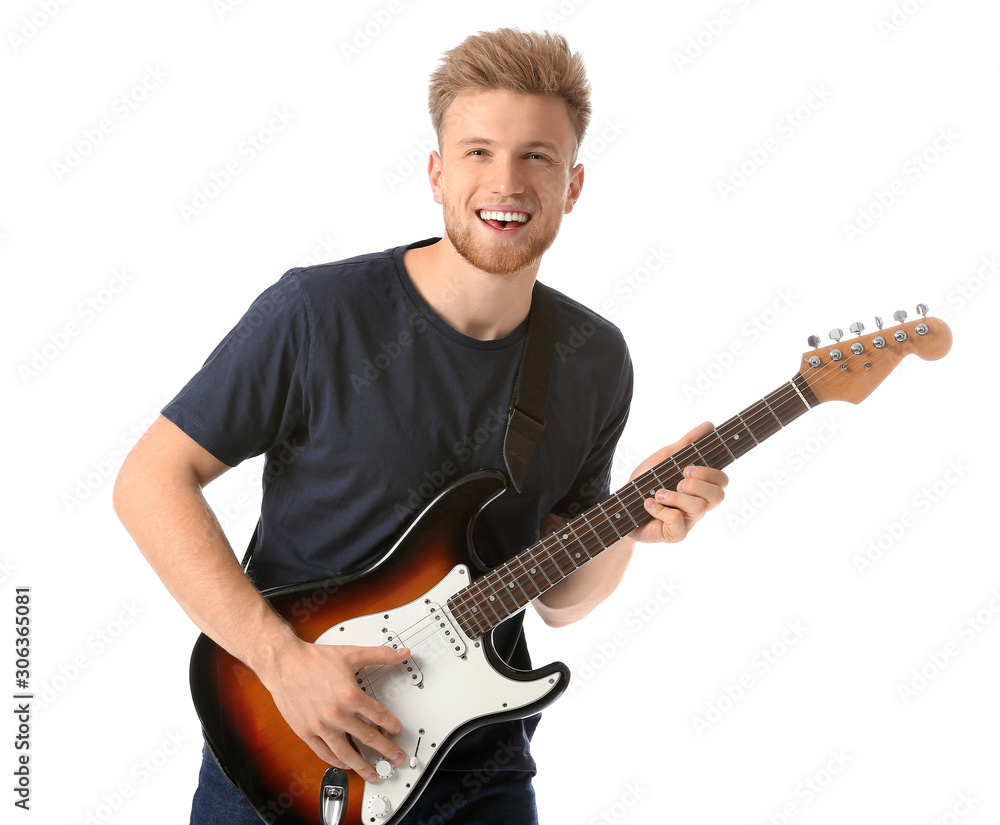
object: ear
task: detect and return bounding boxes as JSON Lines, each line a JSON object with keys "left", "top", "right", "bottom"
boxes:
{"left": 563, "top": 162, "right": 585, "bottom": 215}
{"left": 428, "top": 150, "right": 444, "bottom": 205}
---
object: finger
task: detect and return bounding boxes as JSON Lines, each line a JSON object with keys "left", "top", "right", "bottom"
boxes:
{"left": 683, "top": 466, "right": 729, "bottom": 488}
{"left": 657, "top": 482, "right": 716, "bottom": 513}
{"left": 633, "top": 422, "right": 717, "bottom": 480}
{"left": 677, "top": 420, "right": 715, "bottom": 447}
{"left": 310, "top": 695, "right": 406, "bottom": 779}
{"left": 302, "top": 732, "right": 343, "bottom": 767}
{"left": 345, "top": 648, "right": 410, "bottom": 736}
{"left": 342, "top": 710, "right": 407, "bottom": 766}
{"left": 675, "top": 478, "right": 726, "bottom": 510}
{"left": 311, "top": 729, "right": 382, "bottom": 781}
{"left": 643, "top": 497, "right": 690, "bottom": 541}
{"left": 346, "top": 644, "right": 411, "bottom": 669}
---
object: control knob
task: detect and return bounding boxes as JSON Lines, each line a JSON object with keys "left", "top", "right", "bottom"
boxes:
{"left": 368, "top": 795, "right": 392, "bottom": 819}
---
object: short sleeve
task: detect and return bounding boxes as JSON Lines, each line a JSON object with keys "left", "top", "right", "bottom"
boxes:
{"left": 161, "top": 271, "right": 311, "bottom": 467}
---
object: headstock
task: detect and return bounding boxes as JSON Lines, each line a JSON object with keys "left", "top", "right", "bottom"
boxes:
{"left": 799, "top": 305, "right": 952, "bottom": 405}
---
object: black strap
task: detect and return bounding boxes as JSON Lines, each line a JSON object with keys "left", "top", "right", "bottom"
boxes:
{"left": 503, "top": 282, "right": 556, "bottom": 493}
{"left": 240, "top": 521, "right": 258, "bottom": 573}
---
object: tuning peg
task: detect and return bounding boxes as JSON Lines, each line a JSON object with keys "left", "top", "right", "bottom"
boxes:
{"left": 893, "top": 310, "right": 907, "bottom": 324}
{"left": 807, "top": 335, "right": 821, "bottom": 348}
{"left": 875, "top": 316, "right": 883, "bottom": 330}
{"left": 829, "top": 328, "right": 843, "bottom": 342}
{"left": 850, "top": 322, "right": 865, "bottom": 336}
{"left": 916, "top": 303, "right": 928, "bottom": 316}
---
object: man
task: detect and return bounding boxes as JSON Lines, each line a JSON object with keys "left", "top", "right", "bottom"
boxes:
{"left": 114, "top": 28, "right": 727, "bottom": 824}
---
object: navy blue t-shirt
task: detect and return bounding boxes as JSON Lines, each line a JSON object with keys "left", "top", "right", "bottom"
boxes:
{"left": 164, "top": 238, "right": 633, "bottom": 771}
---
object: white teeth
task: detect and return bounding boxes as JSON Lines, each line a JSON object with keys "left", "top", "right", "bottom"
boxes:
{"left": 479, "top": 210, "right": 529, "bottom": 223}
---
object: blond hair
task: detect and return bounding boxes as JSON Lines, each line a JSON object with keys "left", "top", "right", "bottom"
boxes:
{"left": 428, "top": 28, "right": 592, "bottom": 152}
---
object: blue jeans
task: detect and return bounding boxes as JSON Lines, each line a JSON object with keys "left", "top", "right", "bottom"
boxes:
{"left": 190, "top": 745, "right": 538, "bottom": 824}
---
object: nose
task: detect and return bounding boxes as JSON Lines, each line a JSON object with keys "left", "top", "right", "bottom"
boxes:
{"left": 489, "top": 154, "right": 525, "bottom": 196}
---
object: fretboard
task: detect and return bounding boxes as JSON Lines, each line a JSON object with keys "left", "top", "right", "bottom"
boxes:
{"left": 447, "top": 374, "right": 818, "bottom": 639}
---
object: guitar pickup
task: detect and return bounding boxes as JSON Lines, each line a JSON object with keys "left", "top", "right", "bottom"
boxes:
{"left": 426, "top": 602, "right": 466, "bottom": 658}
{"left": 382, "top": 630, "right": 423, "bottom": 687}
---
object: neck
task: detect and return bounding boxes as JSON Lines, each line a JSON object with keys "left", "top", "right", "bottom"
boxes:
{"left": 447, "top": 374, "right": 820, "bottom": 639}
{"left": 404, "top": 238, "right": 536, "bottom": 340}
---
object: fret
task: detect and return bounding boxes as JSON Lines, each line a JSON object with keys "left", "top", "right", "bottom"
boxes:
{"left": 760, "top": 395, "right": 783, "bottom": 428}
{"left": 595, "top": 497, "right": 637, "bottom": 540}
{"left": 662, "top": 454, "right": 686, "bottom": 484}
{"left": 670, "top": 446, "right": 697, "bottom": 474}
{"left": 532, "top": 553, "right": 556, "bottom": 588}
{"left": 486, "top": 571, "right": 511, "bottom": 621}
{"left": 605, "top": 498, "right": 639, "bottom": 533}
{"left": 769, "top": 381, "right": 812, "bottom": 426}
{"left": 744, "top": 401, "right": 782, "bottom": 443}
{"left": 481, "top": 584, "right": 509, "bottom": 623}
{"left": 495, "top": 577, "right": 521, "bottom": 615}
{"left": 572, "top": 512, "right": 603, "bottom": 557}
{"left": 614, "top": 498, "right": 639, "bottom": 538}
{"left": 594, "top": 510, "right": 623, "bottom": 547}
{"left": 547, "top": 540, "right": 575, "bottom": 577}
{"left": 735, "top": 412, "right": 761, "bottom": 445}
{"left": 450, "top": 374, "right": 822, "bottom": 637}
{"left": 687, "top": 440, "right": 710, "bottom": 468}
{"left": 701, "top": 427, "right": 736, "bottom": 466}
{"left": 509, "top": 576, "right": 534, "bottom": 605}
{"left": 790, "top": 378, "right": 812, "bottom": 411}
{"left": 793, "top": 373, "right": 819, "bottom": 409}
{"left": 556, "top": 531, "right": 581, "bottom": 569}
{"left": 457, "top": 604, "right": 483, "bottom": 639}
{"left": 526, "top": 559, "right": 553, "bottom": 590}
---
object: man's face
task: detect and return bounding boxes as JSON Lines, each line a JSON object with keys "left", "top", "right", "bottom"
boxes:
{"left": 430, "top": 90, "right": 584, "bottom": 277}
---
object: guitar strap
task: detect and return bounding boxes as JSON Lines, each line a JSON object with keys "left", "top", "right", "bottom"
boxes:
{"left": 241, "top": 280, "right": 556, "bottom": 572}
{"left": 503, "top": 281, "right": 556, "bottom": 493}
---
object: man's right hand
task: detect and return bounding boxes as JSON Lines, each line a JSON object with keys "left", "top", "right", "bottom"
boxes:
{"left": 113, "top": 417, "right": 413, "bottom": 783}
{"left": 258, "top": 639, "right": 412, "bottom": 781}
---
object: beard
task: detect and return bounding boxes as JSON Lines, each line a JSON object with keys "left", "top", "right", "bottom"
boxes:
{"left": 444, "top": 200, "right": 562, "bottom": 277}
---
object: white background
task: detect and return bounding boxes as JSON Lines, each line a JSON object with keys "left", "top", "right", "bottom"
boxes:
{"left": 3, "top": 1, "right": 997, "bottom": 823}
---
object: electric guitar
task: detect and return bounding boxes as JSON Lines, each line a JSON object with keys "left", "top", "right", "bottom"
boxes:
{"left": 190, "top": 308, "right": 952, "bottom": 825}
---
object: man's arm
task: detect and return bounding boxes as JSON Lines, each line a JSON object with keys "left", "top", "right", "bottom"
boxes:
{"left": 532, "top": 422, "right": 727, "bottom": 627}
{"left": 113, "top": 415, "right": 409, "bottom": 781}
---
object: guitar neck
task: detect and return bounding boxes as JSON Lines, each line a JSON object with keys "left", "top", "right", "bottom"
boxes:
{"left": 449, "top": 374, "right": 819, "bottom": 639}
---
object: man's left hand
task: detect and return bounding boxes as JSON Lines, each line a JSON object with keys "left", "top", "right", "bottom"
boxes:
{"left": 630, "top": 421, "right": 728, "bottom": 545}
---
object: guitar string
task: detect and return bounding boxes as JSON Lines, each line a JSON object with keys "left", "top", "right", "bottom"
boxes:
{"left": 456, "top": 332, "right": 915, "bottom": 635}
{"left": 426, "top": 333, "right": 913, "bottom": 645}
{"left": 456, "top": 339, "right": 889, "bottom": 616}
{"left": 452, "top": 328, "right": 923, "bottom": 638}
{"left": 358, "top": 340, "right": 906, "bottom": 691}
{"left": 352, "top": 324, "right": 931, "bottom": 692}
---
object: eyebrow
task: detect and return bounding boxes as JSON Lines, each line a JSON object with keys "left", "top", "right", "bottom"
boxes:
{"left": 455, "top": 137, "right": 565, "bottom": 154}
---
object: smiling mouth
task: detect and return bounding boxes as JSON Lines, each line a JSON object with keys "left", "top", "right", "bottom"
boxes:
{"left": 478, "top": 209, "right": 532, "bottom": 231}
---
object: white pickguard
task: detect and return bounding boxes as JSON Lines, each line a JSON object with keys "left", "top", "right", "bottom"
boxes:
{"left": 315, "top": 565, "right": 561, "bottom": 823}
